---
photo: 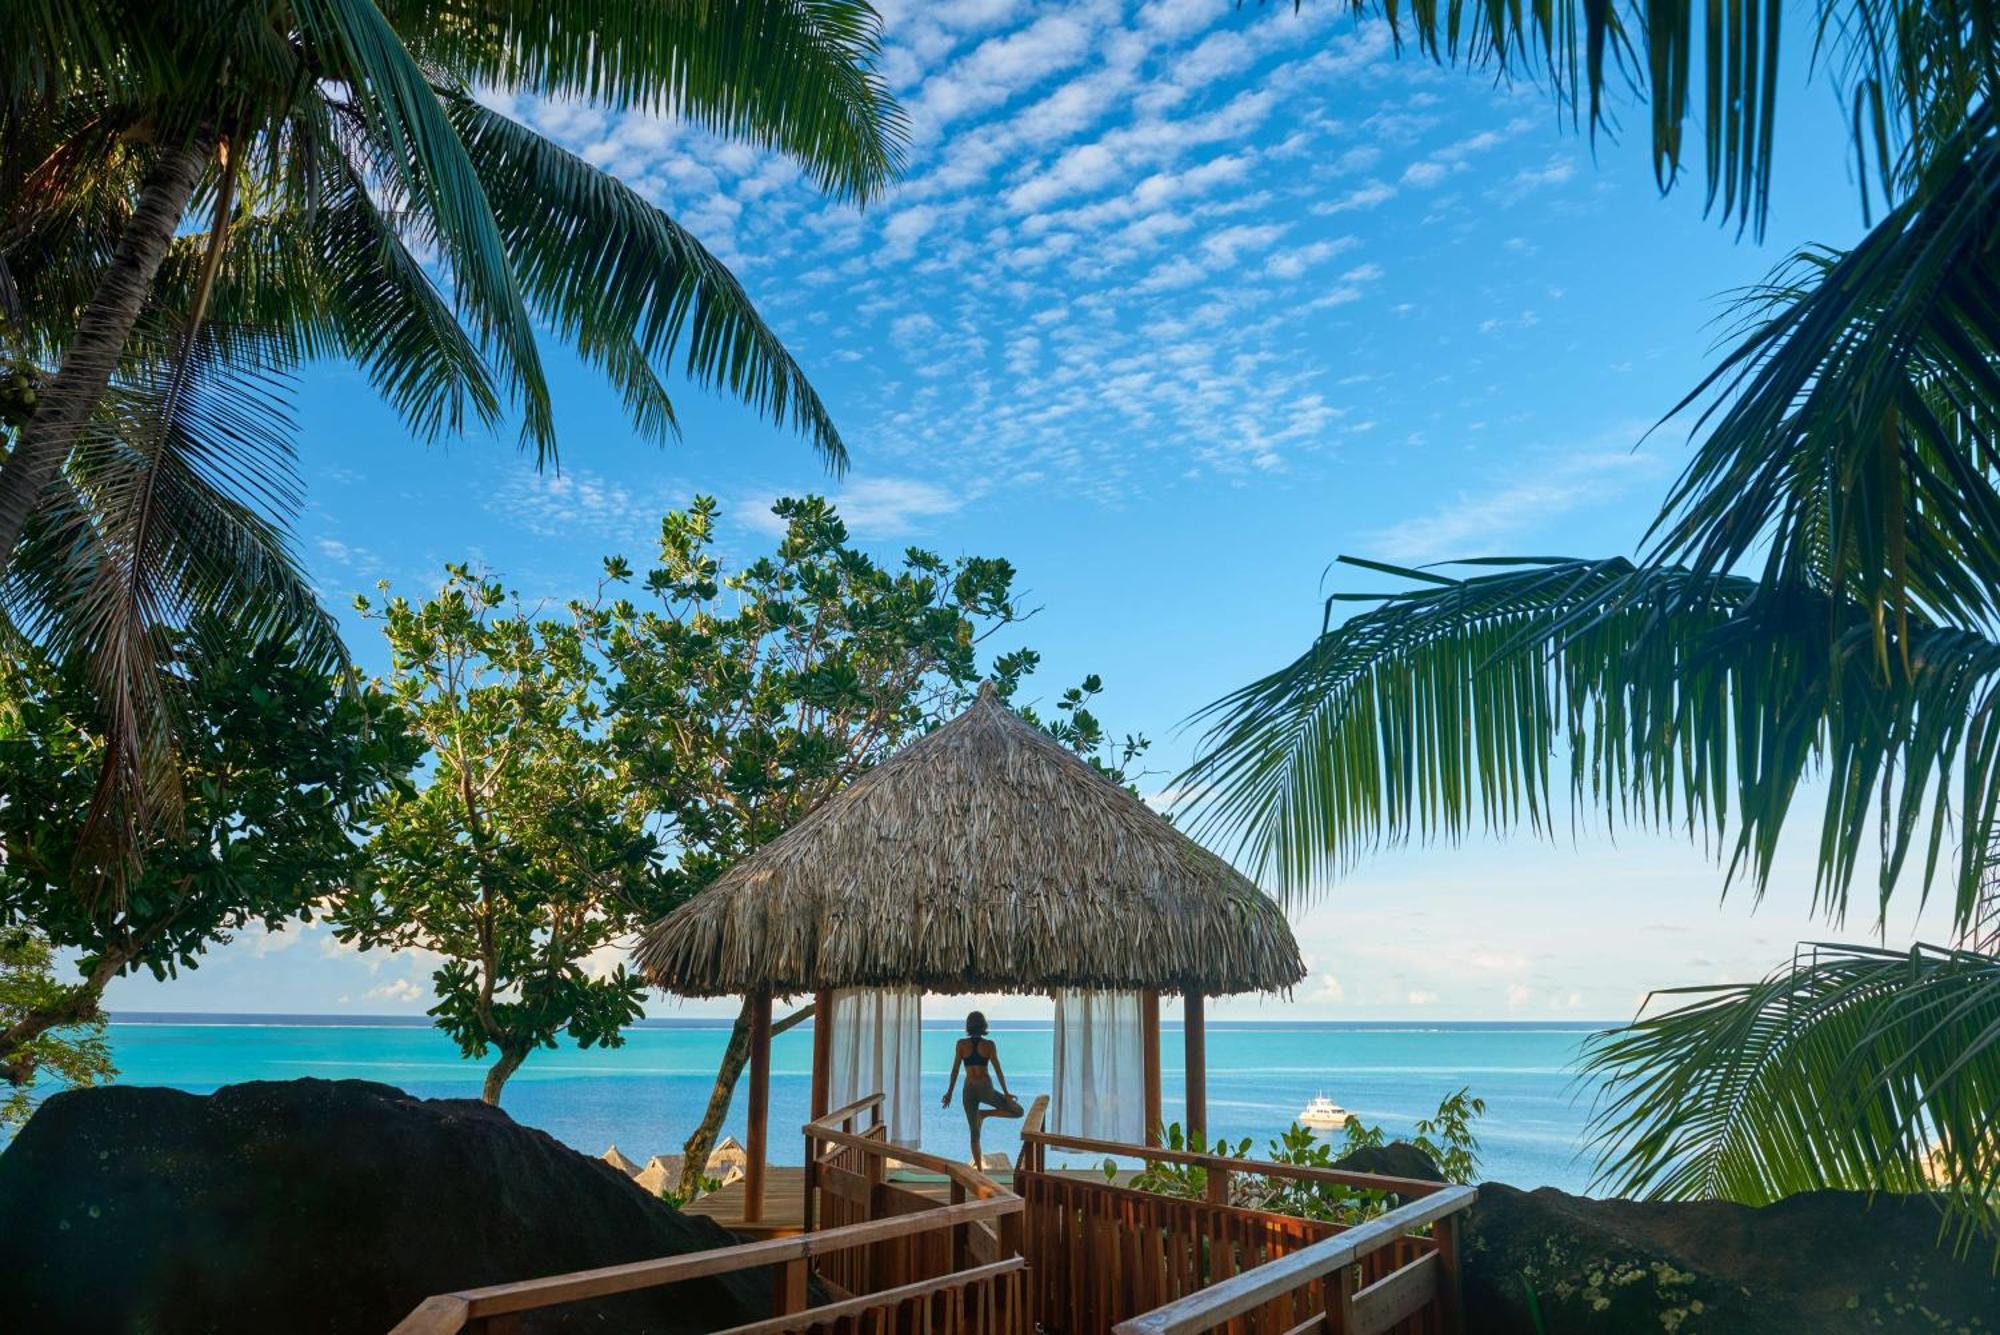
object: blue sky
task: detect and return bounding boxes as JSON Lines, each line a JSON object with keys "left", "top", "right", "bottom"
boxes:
{"left": 106, "top": 0, "right": 1961, "bottom": 1022}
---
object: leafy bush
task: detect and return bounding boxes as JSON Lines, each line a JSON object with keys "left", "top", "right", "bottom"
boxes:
{"left": 1107, "top": 1089, "right": 1486, "bottom": 1225}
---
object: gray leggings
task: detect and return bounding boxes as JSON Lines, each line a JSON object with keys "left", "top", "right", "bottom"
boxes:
{"left": 962, "top": 1076, "right": 1023, "bottom": 1158}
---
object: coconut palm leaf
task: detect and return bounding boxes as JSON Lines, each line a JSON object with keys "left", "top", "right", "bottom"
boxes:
{"left": 1583, "top": 940, "right": 2000, "bottom": 1249}
{"left": 5, "top": 331, "right": 337, "bottom": 857}
{"left": 1181, "top": 556, "right": 2000, "bottom": 927}
{"left": 387, "top": 0, "right": 906, "bottom": 202}
{"left": 1326, "top": 0, "right": 1999, "bottom": 236}
{"left": 1648, "top": 102, "right": 2000, "bottom": 644}
{"left": 445, "top": 94, "right": 845, "bottom": 466}
{"left": 286, "top": 0, "right": 555, "bottom": 456}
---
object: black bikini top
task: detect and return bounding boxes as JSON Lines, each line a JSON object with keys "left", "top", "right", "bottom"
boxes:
{"left": 964, "top": 1038, "right": 990, "bottom": 1068}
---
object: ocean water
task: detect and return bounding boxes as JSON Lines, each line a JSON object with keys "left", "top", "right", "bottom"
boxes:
{"left": 94, "top": 1016, "right": 1610, "bottom": 1192}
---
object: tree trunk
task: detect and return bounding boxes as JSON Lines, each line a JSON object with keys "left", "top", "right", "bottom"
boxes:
{"left": 481, "top": 1046, "right": 529, "bottom": 1105}
{"left": 0, "top": 139, "right": 209, "bottom": 576}
{"left": 0, "top": 947, "right": 126, "bottom": 1088}
{"left": 679, "top": 998, "right": 814, "bottom": 1194}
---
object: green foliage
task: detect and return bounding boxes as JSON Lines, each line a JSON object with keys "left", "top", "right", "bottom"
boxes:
{"left": 338, "top": 567, "right": 670, "bottom": 1102}
{"left": 1583, "top": 942, "right": 2000, "bottom": 1251}
{"left": 657, "top": 1173, "right": 721, "bottom": 1210}
{"left": 1404, "top": 1086, "right": 1487, "bottom": 1185}
{"left": 587, "top": 494, "right": 1139, "bottom": 890}
{"left": 0, "top": 631, "right": 410, "bottom": 1094}
{"left": 0, "top": 0, "right": 907, "bottom": 858}
{"left": 1110, "top": 1091, "right": 1484, "bottom": 1224}
{"left": 0, "top": 927, "right": 112, "bottom": 1130}
{"left": 342, "top": 496, "right": 1145, "bottom": 1114}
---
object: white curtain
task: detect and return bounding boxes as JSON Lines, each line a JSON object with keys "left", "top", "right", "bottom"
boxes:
{"left": 827, "top": 987, "right": 924, "bottom": 1146}
{"left": 1050, "top": 989, "right": 1145, "bottom": 1142}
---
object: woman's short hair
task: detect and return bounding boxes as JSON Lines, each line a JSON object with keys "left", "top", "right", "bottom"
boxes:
{"left": 965, "top": 1010, "right": 989, "bottom": 1036}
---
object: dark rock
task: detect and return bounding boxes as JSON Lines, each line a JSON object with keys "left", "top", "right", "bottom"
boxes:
{"left": 1462, "top": 1181, "right": 2000, "bottom": 1333}
{"left": 1331, "top": 1141, "right": 1447, "bottom": 1185}
{"left": 0, "top": 1079, "right": 776, "bottom": 1335}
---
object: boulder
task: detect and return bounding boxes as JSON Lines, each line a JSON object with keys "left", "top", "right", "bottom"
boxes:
{"left": 1462, "top": 1182, "right": 2000, "bottom": 1333}
{"left": 1331, "top": 1141, "right": 1447, "bottom": 1185}
{"left": 0, "top": 1079, "right": 777, "bottom": 1335}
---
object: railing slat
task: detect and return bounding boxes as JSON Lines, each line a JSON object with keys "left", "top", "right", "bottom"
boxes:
{"left": 1023, "top": 1128, "right": 1446, "bottom": 1200}
{"left": 1347, "top": 1252, "right": 1438, "bottom": 1335}
{"left": 713, "top": 1259, "right": 1026, "bottom": 1335}
{"left": 1110, "top": 1186, "right": 1476, "bottom": 1335}
{"left": 458, "top": 1197, "right": 1019, "bottom": 1318}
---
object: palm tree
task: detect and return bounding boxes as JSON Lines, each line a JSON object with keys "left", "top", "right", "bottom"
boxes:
{"left": 1180, "top": 2, "right": 2000, "bottom": 1229}
{"left": 0, "top": 1, "right": 904, "bottom": 850}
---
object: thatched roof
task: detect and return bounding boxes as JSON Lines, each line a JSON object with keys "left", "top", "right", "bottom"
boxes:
{"left": 601, "top": 1144, "right": 641, "bottom": 1177}
{"left": 635, "top": 682, "right": 1303, "bottom": 998}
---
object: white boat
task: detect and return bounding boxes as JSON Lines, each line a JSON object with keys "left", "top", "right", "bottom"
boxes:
{"left": 1297, "top": 1092, "right": 1352, "bottom": 1131}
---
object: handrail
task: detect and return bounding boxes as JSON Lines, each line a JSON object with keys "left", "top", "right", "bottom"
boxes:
{"left": 816, "top": 1092, "right": 884, "bottom": 1126}
{"left": 1110, "top": 1184, "right": 1477, "bottom": 1335}
{"left": 387, "top": 1196, "right": 1023, "bottom": 1334}
{"left": 805, "top": 1100, "right": 1010, "bottom": 1202}
{"left": 1022, "top": 1126, "right": 1448, "bottom": 1198}
{"left": 808, "top": 1123, "right": 1010, "bottom": 1199}
{"left": 711, "top": 1258, "right": 1026, "bottom": 1335}
{"left": 1013, "top": 1095, "right": 1049, "bottom": 1173}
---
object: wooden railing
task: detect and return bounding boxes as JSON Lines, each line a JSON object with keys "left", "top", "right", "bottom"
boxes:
{"left": 801, "top": 1093, "right": 1022, "bottom": 1300}
{"left": 388, "top": 1094, "right": 1027, "bottom": 1335}
{"left": 386, "top": 1196, "right": 1024, "bottom": 1335}
{"left": 1019, "top": 1127, "right": 1472, "bottom": 1335}
{"left": 1110, "top": 1186, "right": 1476, "bottom": 1335}
{"left": 390, "top": 1096, "right": 1471, "bottom": 1335}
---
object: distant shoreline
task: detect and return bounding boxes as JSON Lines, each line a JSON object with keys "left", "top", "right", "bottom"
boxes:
{"left": 106, "top": 1012, "right": 1615, "bottom": 1032}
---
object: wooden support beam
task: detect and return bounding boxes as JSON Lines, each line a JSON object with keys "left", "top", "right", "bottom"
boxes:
{"left": 804, "top": 988, "right": 834, "bottom": 1234}
{"left": 1182, "top": 988, "right": 1208, "bottom": 1142}
{"left": 810, "top": 989, "right": 835, "bottom": 1121}
{"left": 744, "top": 990, "right": 773, "bottom": 1224}
{"left": 1140, "top": 990, "right": 1163, "bottom": 1147}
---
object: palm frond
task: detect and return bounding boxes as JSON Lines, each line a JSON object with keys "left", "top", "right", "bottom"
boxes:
{"left": 1584, "top": 940, "right": 2000, "bottom": 1251}
{"left": 388, "top": 0, "right": 907, "bottom": 202}
{"left": 1649, "top": 103, "right": 2000, "bottom": 645}
{"left": 288, "top": 0, "right": 555, "bottom": 457}
{"left": 5, "top": 328, "right": 340, "bottom": 861}
{"left": 445, "top": 94, "right": 846, "bottom": 468}
{"left": 1178, "top": 557, "right": 2000, "bottom": 928}
{"left": 1329, "top": 0, "right": 1998, "bottom": 237}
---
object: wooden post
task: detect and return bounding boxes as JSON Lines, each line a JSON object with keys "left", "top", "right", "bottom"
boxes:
{"left": 1433, "top": 1214, "right": 1465, "bottom": 1335}
{"left": 744, "top": 989, "right": 773, "bottom": 1224}
{"left": 804, "top": 988, "right": 834, "bottom": 1234}
{"left": 809, "top": 988, "right": 835, "bottom": 1121}
{"left": 773, "top": 1258, "right": 809, "bottom": 1318}
{"left": 1183, "top": 988, "right": 1208, "bottom": 1142}
{"left": 1140, "top": 990, "right": 1163, "bottom": 1147}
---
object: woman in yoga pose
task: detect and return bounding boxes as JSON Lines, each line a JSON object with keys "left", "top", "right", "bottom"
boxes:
{"left": 940, "top": 1010, "right": 1023, "bottom": 1165}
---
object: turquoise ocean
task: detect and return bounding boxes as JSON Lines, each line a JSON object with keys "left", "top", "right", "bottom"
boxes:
{"left": 98, "top": 1016, "right": 1609, "bottom": 1192}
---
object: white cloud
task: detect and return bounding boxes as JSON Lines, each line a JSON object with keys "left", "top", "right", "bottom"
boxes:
{"left": 1263, "top": 235, "right": 1358, "bottom": 279}
{"left": 1362, "top": 441, "right": 1661, "bottom": 564}
{"left": 1314, "top": 180, "right": 1395, "bottom": 213}
{"left": 742, "top": 477, "right": 970, "bottom": 538}
{"left": 364, "top": 978, "right": 424, "bottom": 1005}
{"left": 487, "top": 468, "right": 672, "bottom": 543}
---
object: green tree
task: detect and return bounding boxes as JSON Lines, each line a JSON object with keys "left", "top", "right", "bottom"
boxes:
{"left": 339, "top": 567, "right": 676, "bottom": 1105}
{"left": 1182, "top": 0, "right": 2000, "bottom": 1239}
{"left": 0, "top": 927, "right": 113, "bottom": 1130}
{"left": 0, "top": 0, "right": 905, "bottom": 846}
{"left": 584, "top": 495, "right": 1143, "bottom": 1189}
{"left": 0, "top": 630, "right": 413, "bottom": 1099}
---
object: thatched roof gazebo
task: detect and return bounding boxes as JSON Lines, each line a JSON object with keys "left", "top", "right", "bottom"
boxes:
{"left": 636, "top": 681, "right": 1304, "bottom": 1225}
